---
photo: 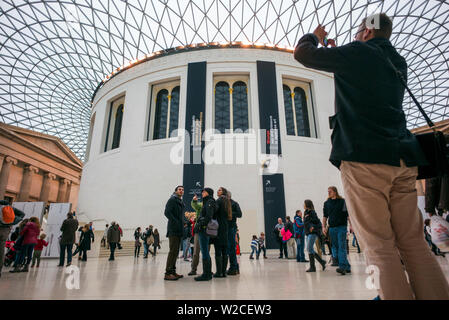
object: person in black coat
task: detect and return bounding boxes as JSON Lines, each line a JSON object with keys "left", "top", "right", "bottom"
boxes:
{"left": 107, "top": 222, "right": 121, "bottom": 261}
{"left": 153, "top": 229, "right": 161, "bottom": 256}
{"left": 194, "top": 188, "right": 217, "bottom": 282}
{"left": 79, "top": 224, "right": 94, "bottom": 261}
{"left": 211, "top": 187, "right": 231, "bottom": 278}
{"left": 164, "top": 186, "right": 186, "bottom": 281}
{"left": 58, "top": 212, "right": 79, "bottom": 267}
{"left": 226, "top": 193, "right": 243, "bottom": 275}
{"left": 303, "top": 200, "right": 326, "bottom": 272}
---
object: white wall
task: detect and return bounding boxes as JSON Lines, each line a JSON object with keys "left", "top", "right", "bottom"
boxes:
{"left": 78, "top": 48, "right": 341, "bottom": 252}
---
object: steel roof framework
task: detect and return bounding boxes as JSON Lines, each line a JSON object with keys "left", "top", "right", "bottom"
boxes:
{"left": 0, "top": 0, "right": 447, "bottom": 160}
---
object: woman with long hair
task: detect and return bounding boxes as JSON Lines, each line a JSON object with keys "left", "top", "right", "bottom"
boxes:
{"left": 303, "top": 200, "right": 326, "bottom": 272}
{"left": 153, "top": 229, "right": 160, "bottom": 256}
{"left": 212, "top": 187, "right": 231, "bottom": 278}
{"left": 10, "top": 216, "right": 40, "bottom": 273}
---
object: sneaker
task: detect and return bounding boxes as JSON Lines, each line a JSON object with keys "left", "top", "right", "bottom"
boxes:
{"left": 188, "top": 270, "right": 197, "bottom": 276}
{"left": 66, "top": 263, "right": 71, "bottom": 267}
{"left": 164, "top": 274, "right": 179, "bottom": 281}
{"left": 174, "top": 273, "right": 184, "bottom": 279}
{"left": 345, "top": 269, "right": 351, "bottom": 274}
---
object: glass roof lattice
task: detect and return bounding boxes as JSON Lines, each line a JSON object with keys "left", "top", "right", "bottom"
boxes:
{"left": 0, "top": 0, "right": 448, "bottom": 160}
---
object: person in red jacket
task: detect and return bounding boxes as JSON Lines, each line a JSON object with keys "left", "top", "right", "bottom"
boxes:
{"left": 31, "top": 233, "right": 48, "bottom": 268}
{"left": 10, "top": 216, "right": 40, "bottom": 273}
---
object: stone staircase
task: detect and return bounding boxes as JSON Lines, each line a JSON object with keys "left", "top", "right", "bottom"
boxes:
{"left": 99, "top": 241, "right": 136, "bottom": 258}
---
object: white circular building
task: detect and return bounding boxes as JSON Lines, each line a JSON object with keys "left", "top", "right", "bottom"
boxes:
{"left": 77, "top": 44, "right": 342, "bottom": 250}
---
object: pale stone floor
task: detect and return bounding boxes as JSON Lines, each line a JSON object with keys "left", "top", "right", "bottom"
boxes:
{"left": 1, "top": 251, "right": 448, "bottom": 300}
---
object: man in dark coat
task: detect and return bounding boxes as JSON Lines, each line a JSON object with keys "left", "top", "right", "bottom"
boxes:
{"left": 294, "top": 13, "right": 449, "bottom": 299}
{"left": 107, "top": 221, "right": 121, "bottom": 261}
{"left": 164, "top": 185, "right": 185, "bottom": 281}
{"left": 58, "top": 212, "right": 79, "bottom": 267}
{"left": 226, "top": 192, "right": 242, "bottom": 275}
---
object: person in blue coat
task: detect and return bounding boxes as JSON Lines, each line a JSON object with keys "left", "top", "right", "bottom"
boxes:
{"left": 293, "top": 210, "right": 307, "bottom": 263}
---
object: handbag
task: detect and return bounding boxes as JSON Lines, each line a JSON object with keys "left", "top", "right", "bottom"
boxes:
{"left": 146, "top": 234, "right": 154, "bottom": 246}
{"left": 205, "top": 219, "right": 219, "bottom": 238}
{"left": 383, "top": 55, "right": 449, "bottom": 180}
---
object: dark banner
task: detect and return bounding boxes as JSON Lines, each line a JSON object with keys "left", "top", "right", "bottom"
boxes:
{"left": 257, "top": 61, "right": 287, "bottom": 249}
{"left": 262, "top": 174, "right": 287, "bottom": 249}
{"left": 183, "top": 62, "right": 207, "bottom": 211}
{"left": 257, "top": 60, "right": 282, "bottom": 155}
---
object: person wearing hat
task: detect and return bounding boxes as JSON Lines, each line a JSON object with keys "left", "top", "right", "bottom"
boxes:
{"left": 0, "top": 200, "right": 25, "bottom": 278}
{"left": 194, "top": 187, "right": 217, "bottom": 282}
{"left": 164, "top": 186, "right": 186, "bottom": 281}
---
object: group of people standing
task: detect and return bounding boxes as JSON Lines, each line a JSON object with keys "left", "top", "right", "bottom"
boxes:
{"left": 163, "top": 185, "right": 242, "bottom": 281}
{"left": 272, "top": 187, "right": 353, "bottom": 275}
{"left": 133, "top": 225, "right": 161, "bottom": 258}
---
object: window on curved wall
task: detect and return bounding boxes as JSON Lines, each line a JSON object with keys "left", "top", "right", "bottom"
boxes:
{"left": 85, "top": 112, "right": 96, "bottom": 161}
{"left": 283, "top": 81, "right": 316, "bottom": 138}
{"left": 283, "top": 85, "right": 295, "bottom": 136}
{"left": 169, "top": 86, "right": 180, "bottom": 137}
{"left": 148, "top": 81, "right": 181, "bottom": 141}
{"left": 232, "top": 81, "right": 249, "bottom": 132}
{"left": 293, "top": 87, "right": 311, "bottom": 137}
{"left": 112, "top": 104, "right": 123, "bottom": 149}
{"left": 104, "top": 96, "right": 125, "bottom": 153}
{"left": 214, "top": 81, "right": 230, "bottom": 133}
{"left": 153, "top": 89, "right": 169, "bottom": 140}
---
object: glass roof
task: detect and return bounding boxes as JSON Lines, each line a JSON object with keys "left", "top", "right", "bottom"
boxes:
{"left": 1, "top": 0, "right": 448, "bottom": 160}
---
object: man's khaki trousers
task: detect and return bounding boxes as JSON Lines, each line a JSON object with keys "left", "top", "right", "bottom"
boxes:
{"left": 340, "top": 160, "right": 449, "bottom": 300}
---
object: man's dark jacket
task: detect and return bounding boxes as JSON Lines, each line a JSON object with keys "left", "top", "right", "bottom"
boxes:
{"left": 229, "top": 199, "right": 243, "bottom": 229}
{"left": 60, "top": 216, "right": 79, "bottom": 245}
{"left": 294, "top": 34, "right": 427, "bottom": 168}
{"left": 164, "top": 194, "right": 185, "bottom": 237}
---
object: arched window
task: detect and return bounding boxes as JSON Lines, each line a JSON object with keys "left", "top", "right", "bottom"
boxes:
{"left": 153, "top": 89, "right": 169, "bottom": 140}
{"left": 283, "top": 85, "right": 295, "bottom": 136}
{"left": 214, "top": 81, "right": 230, "bottom": 133}
{"left": 104, "top": 96, "right": 125, "bottom": 152}
{"left": 232, "top": 81, "right": 249, "bottom": 132}
{"left": 169, "top": 86, "right": 180, "bottom": 137}
{"left": 148, "top": 81, "right": 181, "bottom": 141}
{"left": 111, "top": 105, "right": 123, "bottom": 149}
{"left": 283, "top": 81, "right": 316, "bottom": 138}
{"left": 293, "top": 87, "right": 311, "bottom": 137}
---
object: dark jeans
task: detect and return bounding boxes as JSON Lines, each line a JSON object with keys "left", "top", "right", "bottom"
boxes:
{"left": 250, "top": 247, "right": 257, "bottom": 257}
{"left": 278, "top": 240, "right": 287, "bottom": 257}
{"left": 198, "top": 232, "right": 210, "bottom": 260}
{"left": 214, "top": 243, "right": 227, "bottom": 258}
{"left": 257, "top": 246, "right": 266, "bottom": 258}
{"left": 109, "top": 242, "right": 117, "bottom": 260}
{"left": 17, "top": 243, "right": 35, "bottom": 266}
{"left": 295, "top": 235, "right": 306, "bottom": 261}
{"left": 81, "top": 249, "right": 87, "bottom": 261}
{"left": 59, "top": 243, "right": 74, "bottom": 265}
{"left": 329, "top": 226, "right": 351, "bottom": 271}
{"left": 153, "top": 245, "right": 158, "bottom": 256}
{"left": 165, "top": 236, "right": 181, "bottom": 275}
{"left": 227, "top": 226, "right": 238, "bottom": 271}
{"left": 134, "top": 245, "right": 140, "bottom": 257}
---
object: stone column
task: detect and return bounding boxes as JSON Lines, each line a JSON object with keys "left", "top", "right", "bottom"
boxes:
{"left": 57, "top": 178, "right": 70, "bottom": 203}
{"left": 0, "top": 156, "right": 18, "bottom": 200}
{"left": 64, "top": 180, "right": 72, "bottom": 203}
{"left": 39, "top": 172, "right": 56, "bottom": 203}
{"left": 18, "top": 165, "right": 39, "bottom": 202}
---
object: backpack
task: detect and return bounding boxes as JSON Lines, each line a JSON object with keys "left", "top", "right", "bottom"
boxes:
{"left": 206, "top": 219, "right": 219, "bottom": 238}
{"left": 1, "top": 205, "right": 15, "bottom": 224}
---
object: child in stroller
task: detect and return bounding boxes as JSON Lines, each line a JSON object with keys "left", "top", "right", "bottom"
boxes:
{"left": 4, "top": 241, "right": 16, "bottom": 267}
